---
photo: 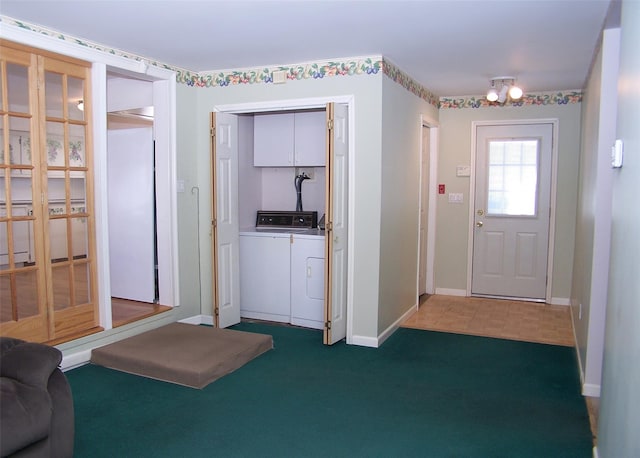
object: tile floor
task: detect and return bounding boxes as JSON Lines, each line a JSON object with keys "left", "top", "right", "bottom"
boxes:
{"left": 401, "top": 294, "right": 574, "bottom": 346}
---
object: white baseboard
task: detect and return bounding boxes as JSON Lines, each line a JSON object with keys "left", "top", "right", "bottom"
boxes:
{"left": 434, "top": 288, "right": 466, "bottom": 296}
{"left": 377, "top": 305, "right": 416, "bottom": 346}
{"left": 350, "top": 335, "right": 379, "bottom": 348}
{"left": 350, "top": 304, "right": 417, "bottom": 348}
{"left": 582, "top": 383, "right": 601, "bottom": 398}
{"left": 61, "top": 349, "right": 92, "bottom": 371}
{"left": 179, "top": 314, "right": 213, "bottom": 325}
{"left": 550, "top": 297, "right": 571, "bottom": 306}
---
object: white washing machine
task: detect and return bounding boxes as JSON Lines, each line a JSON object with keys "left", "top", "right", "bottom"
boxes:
{"left": 239, "top": 211, "right": 325, "bottom": 329}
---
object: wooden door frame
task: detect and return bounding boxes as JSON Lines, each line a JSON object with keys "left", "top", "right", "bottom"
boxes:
{"left": 466, "top": 119, "right": 559, "bottom": 303}
{"left": 211, "top": 95, "right": 355, "bottom": 343}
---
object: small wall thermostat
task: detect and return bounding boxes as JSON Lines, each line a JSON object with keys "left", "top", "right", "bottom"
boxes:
{"left": 611, "top": 139, "right": 624, "bottom": 168}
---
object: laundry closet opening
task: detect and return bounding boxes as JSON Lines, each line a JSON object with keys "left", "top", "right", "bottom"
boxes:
{"left": 238, "top": 108, "right": 326, "bottom": 331}
{"left": 211, "top": 101, "right": 349, "bottom": 345}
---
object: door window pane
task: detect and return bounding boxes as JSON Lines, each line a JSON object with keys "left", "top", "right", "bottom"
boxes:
{"left": 52, "top": 264, "right": 70, "bottom": 310}
{"left": 16, "top": 269, "right": 38, "bottom": 319}
{"left": 12, "top": 220, "right": 30, "bottom": 265}
{"left": 487, "top": 140, "right": 539, "bottom": 216}
{"left": 68, "top": 77, "right": 85, "bottom": 121}
{"left": 10, "top": 176, "right": 32, "bottom": 208}
{"left": 0, "top": 274, "right": 12, "bottom": 321}
{"left": 7, "top": 63, "right": 29, "bottom": 114}
{"left": 0, "top": 64, "right": 4, "bottom": 109}
{"left": 71, "top": 216, "right": 87, "bottom": 259}
{"left": 9, "top": 117, "right": 32, "bottom": 169}
{"left": 46, "top": 121, "right": 65, "bottom": 167}
{"left": 74, "top": 262, "right": 89, "bottom": 304}
{"left": 70, "top": 173, "right": 87, "bottom": 207}
{"left": 49, "top": 218, "right": 68, "bottom": 261}
{"left": 0, "top": 221, "right": 7, "bottom": 270}
{"left": 45, "top": 71, "right": 64, "bottom": 118}
{"left": 68, "top": 124, "right": 85, "bottom": 167}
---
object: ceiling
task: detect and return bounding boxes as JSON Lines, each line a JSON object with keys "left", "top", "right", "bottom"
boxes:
{"left": 0, "top": 0, "right": 613, "bottom": 97}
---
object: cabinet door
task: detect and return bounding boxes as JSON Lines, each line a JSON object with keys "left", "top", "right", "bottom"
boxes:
{"left": 253, "top": 112, "right": 294, "bottom": 166}
{"left": 239, "top": 235, "right": 291, "bottom": 321}
{"left": 294, "top": 111, "right": 326, "bottom": 167}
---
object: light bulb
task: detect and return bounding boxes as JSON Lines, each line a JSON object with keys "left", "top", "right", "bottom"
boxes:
{"left": 509, "top": 85, "right": 523, "bottom": 100}
{"left": 486, "top": 88, "right": 498, "bottom": 102}
{"left": 497, "top": 84, "right": 509, "bottom": 103}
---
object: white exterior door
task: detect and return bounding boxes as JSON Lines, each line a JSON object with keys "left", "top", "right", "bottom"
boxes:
{"left": 324, "top": 103, "right": 348, "bottom": 345}
{"left": 211, "top": 112, "right": 241, "bottom": 327}
{"left": 107, "top": 127, "right": 156, "bottom": 303}
{"left": 472, "top": 123, "right": 553, "bottom": 300}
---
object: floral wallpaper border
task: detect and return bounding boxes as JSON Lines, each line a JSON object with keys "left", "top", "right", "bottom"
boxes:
{"left": 185, "top": 57, "right": 383, "bottom": 88}
{"left": 382, "top": 59, "right": 439, "bottom": 107}
{"left": 1, "top": 16, "right": 189, "bottom": 76}
{"left": 439, "top": 91, "right": 582, "bottom": 109}
{"left": 2, "top": 15, "right": 582, "bottom": 109}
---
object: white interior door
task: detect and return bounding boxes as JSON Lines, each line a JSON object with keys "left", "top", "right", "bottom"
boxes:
{"left": 107, "top": 127, "right": 155, "bottom": 302}
{"left": 418, "top": 125, "right": 430, "bottom": 296}
{"left": 212, "top": 112, "right": 241, "bottom": 327}
{"left": 324, "top": 103, "right": 348, "bottom": 345}
{"left": 472, "top": 123, "right": 553, "bottom": 300}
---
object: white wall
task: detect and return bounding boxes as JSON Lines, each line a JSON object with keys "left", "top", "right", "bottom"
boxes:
{"left": 598, "top": 1, "right": 640, "bottom": 455}
{"left": 259, "top": 167, "right": 325, "bottom": 217}
{"left": 571, "top": 27, "right": 619, "bottom": 397}
{"left": 107, "top": 76, "right": 153, "bottom": 111}
{"left": 436, "top": 103, "right": 582, "bottom": 301}
{"left": 378, "top": 76, "right": 439, "bottom": 335}
{"left": 175, "top": 82, "right": 203, "bottom": 318}
{"left": 183, "top": 73, "right": 385, "bottom": 340}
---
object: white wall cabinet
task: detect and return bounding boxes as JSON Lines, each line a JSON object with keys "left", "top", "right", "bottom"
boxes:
{"left": 253, "top": 111, "right": 326, "bottom": 167}
{"left": 239, "top": 232, "right": 325, "bottom": 329}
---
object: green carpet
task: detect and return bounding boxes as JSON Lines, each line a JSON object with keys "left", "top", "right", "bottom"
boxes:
{"left": 66, "top": 323, "right": 592, "bottom": 457}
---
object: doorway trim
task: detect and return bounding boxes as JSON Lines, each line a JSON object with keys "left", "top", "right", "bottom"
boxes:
{"left": 211, "top": 95, "right": 355, "bottom": 343}
{"left": 417, "top": 115, "right": 439, "bottom": 298}
{"left": 466, "top": 119, "right": 559, "bottom": 303}
{"left": 93, "top": 65, "right": 179, "bottom": 330}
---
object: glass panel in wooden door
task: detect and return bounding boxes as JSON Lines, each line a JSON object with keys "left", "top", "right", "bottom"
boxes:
{"left": 0, "top": 47, "right": 48, "bottom": 342}
{"left": 41, "top": 56, "right": 97, "bottom": 342}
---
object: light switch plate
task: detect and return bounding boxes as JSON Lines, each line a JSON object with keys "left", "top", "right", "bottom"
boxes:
{"left": 456, "top": 165, "right": 471, "bottom": 177}
{"left": 612, "top": 139, "right": 623, "bottom": 168}
{"left": 448, "top": 193, "right": 463, "bottom": 203}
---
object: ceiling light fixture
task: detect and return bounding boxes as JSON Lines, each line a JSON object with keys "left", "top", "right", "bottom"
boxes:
{"left": 77, "top": 100, "right": 84, "bottom": 111}
{"left": 486, "top": 80, "right": 498, "bottom": 102}
{"left": 486, "top": 77, "right": 523, "bottom": 103}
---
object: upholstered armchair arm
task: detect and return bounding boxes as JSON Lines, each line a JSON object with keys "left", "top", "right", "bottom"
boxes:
{"left": 0, "top": 337, "right": 62, "bottom": 390}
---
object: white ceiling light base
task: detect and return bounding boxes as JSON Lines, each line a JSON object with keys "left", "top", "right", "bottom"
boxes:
{"left": 486, "top": 76, "right": 523, "bottom": 103}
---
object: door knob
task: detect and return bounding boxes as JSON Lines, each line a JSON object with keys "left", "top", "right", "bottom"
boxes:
{"left": 476, "top": 221, "right": 483, "bottom": 227}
